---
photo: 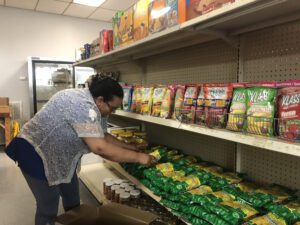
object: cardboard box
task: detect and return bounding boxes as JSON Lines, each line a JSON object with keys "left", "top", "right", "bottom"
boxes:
{"left": 133, "top": 0, "right": 150, "bottom": 41}
{"left": 0, "top": 97, "right": 9, "bottom": 106}
{"left": 119, "top": 8, "right": 134, "bottom": 47}
{"left": 56, "top": 203, "right": 158, "bottom": 225}
{"left": 148, "top": 0, "right": 168, "bottom": 34}
{"left": 113, "top": 11, "right": 123, "bottom": 49}
{"left": 180, "top": 0, "right": 235, "bottom": 22}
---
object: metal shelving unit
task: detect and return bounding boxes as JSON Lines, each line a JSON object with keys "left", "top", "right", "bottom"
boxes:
{"left": 77, "top": 0, "right": 300, "bottom": 221}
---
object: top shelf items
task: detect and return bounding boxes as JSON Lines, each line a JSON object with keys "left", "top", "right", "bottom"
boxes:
{"left": 74, "top": 0, "right": 300, "bottom": 68}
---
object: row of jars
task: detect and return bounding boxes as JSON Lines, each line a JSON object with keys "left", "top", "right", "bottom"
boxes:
{"left": 103, "top": 178, "right": 141, "bottom": 204}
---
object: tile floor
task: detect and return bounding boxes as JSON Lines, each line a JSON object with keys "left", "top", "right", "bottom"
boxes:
{"left": 0, "top": 147, "right": 100, "bottom": 225}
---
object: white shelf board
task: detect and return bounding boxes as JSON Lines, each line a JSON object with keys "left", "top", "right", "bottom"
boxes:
{"left": 73, "top": 0, "right": 300, "bottom": 68}
{"left": 113, "top": 110, "right": 300, "bottom": 157}
{"left": 79, "top": 163, "right": 123, "bottom": 204}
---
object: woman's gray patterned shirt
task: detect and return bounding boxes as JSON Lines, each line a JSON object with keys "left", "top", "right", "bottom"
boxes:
{"left": 18, "top": 88, "right": 107, "bottom": 185}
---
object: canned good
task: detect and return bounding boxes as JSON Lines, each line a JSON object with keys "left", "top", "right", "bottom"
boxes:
{"left": 120, "top": 183, "right": 129, "bottom": 189}
{"left": 102, "top": 178, "right": 113, "bottom": 195}
{"left": 113, "top": 179, "right": 123, "bottom": 185}
{"left": 115, "top": 188, "right": 126, "bottom": 203}
{"left": 119, "top": 192, "right": 130, "bottom": 204}
{"left": 130, "top": 189, "right": 141, "bottom": 199}
{"left": 125, "top": 186, "right": 134, "bottom": 192}
{"left": 110, "top": 185, "right": 120, "bottom": 202}
{"left": 105, "top": 181, "right": 114, "bottom": 200}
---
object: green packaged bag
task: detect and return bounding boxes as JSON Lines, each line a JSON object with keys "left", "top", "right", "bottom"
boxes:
{"left": 246, "top": 213, "right": 287, "bottom": 225}
{"left": 227, "top": 87, "right": 247, "bottom": 132}
{"left": 244, "top": 86, "right": 277, "bottom": 136}
{"left": 189, "top": 206, "right": 231, "bottom": 225}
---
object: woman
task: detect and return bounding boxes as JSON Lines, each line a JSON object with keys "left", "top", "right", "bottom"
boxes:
{"left": 6, "top": 76, "right": 154, "bottom": 225}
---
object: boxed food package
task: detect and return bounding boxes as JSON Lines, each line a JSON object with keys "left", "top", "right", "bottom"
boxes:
{"left": 100, "top": 30, "right": 113, "bottom": 54}
{"left": 133, "top": 0, "right": 150, "bottom": 41}
{"left": 244, "top": 82, "right": 277, "bottom": 136}
{"left": 119, "top": 8, "right": 134, "bottom": 47}
{"left": 167, "top": 0, "right": 179, "bottom": 27}
{"left": 180, "top": 0, "right": 235, "bottom": 22}
{"left": 276, "top": 80, "right": 300, "bottom": 142}
{"left": 113, "top": 11, "right": 123, "bottom": 49}
{"left": 149, "top": 0, "right": 168, "bottom": 34}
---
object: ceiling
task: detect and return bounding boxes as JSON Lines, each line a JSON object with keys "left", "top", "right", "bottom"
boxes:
{"left": 0, "top": 0, "right": 137, "bottom": 22}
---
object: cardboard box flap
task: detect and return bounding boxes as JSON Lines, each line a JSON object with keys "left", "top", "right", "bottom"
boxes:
{"left": 56, "top": 204, "right": 158, "bottom": 225}
{"left": 98, "top": 203, "right": 158, "bottom": 224}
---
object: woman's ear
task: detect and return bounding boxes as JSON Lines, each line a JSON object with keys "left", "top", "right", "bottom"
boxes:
{"left": 95, "top": 96, "right": 104, "bottom": 107}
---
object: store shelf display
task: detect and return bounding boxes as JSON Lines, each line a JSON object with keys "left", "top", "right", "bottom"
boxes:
{"left": 106, "top": 145, "right": 299, "bottom": 225}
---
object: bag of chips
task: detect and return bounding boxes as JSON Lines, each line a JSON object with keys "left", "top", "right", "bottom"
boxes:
{"left": 122, "top": 85, "right": 133, "bottom": 111}
{"left": 204, "top": 83, "right": 233, "bottom": 128}
{"left": 195, "top": 84, "right": 206, "bottom": 125}
{"left": 173, "top": 84, "right": 186, "bottom": 120}
{"left": 131, "top": 85, "right": 143, "bottom": 113}
{"left": 182, "top": 84, "right": 199, "bottom": 123}
{"left": 160, "top": 85, "right": 176, "bottom": 118}
{"left": 247, "top": 213, "right": 287, "bottom": 225}
{"left": 244, "top": 82, "right": 277, "bottom": 136}
{"left": 227, "top": 83, "right": 247, "bottom": 131}
{"left": 151, "top": 86, "right": 167, "bottom": 117}
{"left": 141, "top": 86, "right": 154, "bottom": 115}
{"left": 277, "top": 80, "right": 300, "bottom": 142}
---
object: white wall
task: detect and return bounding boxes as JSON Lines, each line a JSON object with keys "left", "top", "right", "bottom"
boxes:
{"left": 0, "top": 6, "right": 111, "bottom": 122}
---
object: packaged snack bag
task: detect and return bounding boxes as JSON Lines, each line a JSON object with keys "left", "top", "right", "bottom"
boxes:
{"left": 195, "top": 84, "right": 205, "bottom": 125}
{"left": 244, "top": 82, "right": 277, "bottom": 136}
{"left": 152, "top": 86, "right": 167, "bottom": 117}
{"left": 265, "top": 201, "right": 300, "bottom": 225}
{"left": 141, "top": 86, "right": 154, "bottom": 115}
{"left": 227, "top": 83, "right": 247, "bottom": 131}
{"left": 220, "top": 201, "right": 258, "bottom": 220}
{"left": 247, "top": 213, "right": 287, "bottom": 225}
{"left": 277, "top": 80, "right": 300, "bottom": 142}
{"left": 122, "top": 85, "right": 133, "bottom": 112}
{"left": 131, "top": 85, "right": 143, "bottom": 113}
{"left": 182, "top": 84, "right": 199, "bottom": 123}
{"left": 173, "top": 85, "right": 186, "bottom": 120}
{"left": 133, "top": 0, "right": 150, "bottom": 41}
{"left": 149, "top": 0, "right": 167, "bottom": 34}
{"left": 204, "top": 83, "right": 233, "bottom": 128}
{"left": 160, "top": 85, "right": 176, "bottom": 118}
{"left": 256, "top": 184, "right": 294, "bottom": 203}
{"left": 167, "top": 0, "right": 179, "bottom": 27}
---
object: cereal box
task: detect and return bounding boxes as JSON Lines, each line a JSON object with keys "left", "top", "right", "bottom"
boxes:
{"left": 149, "top": 0, "right": 168, "bottom": 34}
{"left": 119, "top": 8, "right": 134, "bottom": 47}
{"left": 133, "top": 0, "right": 150, "bottom": 41}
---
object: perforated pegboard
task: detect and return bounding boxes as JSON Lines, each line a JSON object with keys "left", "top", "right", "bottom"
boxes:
{"left": 239, "top": 145, "right": 300, "bottom": 189}
{"left": 98, "top": 62, "right": 144, "bottom": 84}
{"left": 238, "top": 19, "right": 300, "bottom": 190}
{"left": 145, "top": 123, "right": 236, "bottom": 170}
{"left": 145, "top": 39, "right": 238, "bottom": 84}
{"left": 240, "top": 20, "right": 300, "bottom": 82}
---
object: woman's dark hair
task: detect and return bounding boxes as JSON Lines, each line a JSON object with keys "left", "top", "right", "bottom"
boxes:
{"left": 88, "top": 76, "right": 123, "bottom": 102}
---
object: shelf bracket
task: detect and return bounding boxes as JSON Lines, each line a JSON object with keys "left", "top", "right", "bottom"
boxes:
{"left": 195, "top": 27, "right": 239, "bottom": 48}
